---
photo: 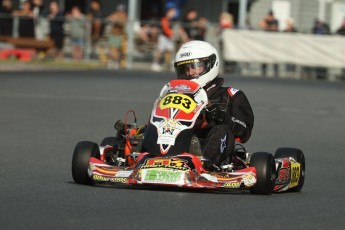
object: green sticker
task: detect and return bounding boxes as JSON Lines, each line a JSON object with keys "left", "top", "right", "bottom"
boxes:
{"left": 144, "top": 170, "right": 182, "bottom": 182}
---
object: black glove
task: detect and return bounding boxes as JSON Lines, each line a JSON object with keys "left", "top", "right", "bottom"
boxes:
{"left": 205, "top": 103, "right": 221, "bottom": 123}
{"left": 205, "top": 103, "right": 229, "bottom": 124}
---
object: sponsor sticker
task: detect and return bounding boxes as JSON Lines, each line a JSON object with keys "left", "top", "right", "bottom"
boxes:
{"left": 223, "top": 181, "right": 241, "bottom": 188}
{"left": 230, "top": 88, "right": 239, "bottom": 95}
{"left": 276, "top": 168, "right": 289, "bottom": 185}
{"left": 115, "top": 170, "right": 133, "bottom": 178}
{"left": 242, "top": 173, "right": 256, "bottom": 186}
{"left": 220, "top": 135, "right": 227, "bottom": 154}
{"left": 92, "top": 174, "right": 128, "bottom": 183}
{"left": 93, "top": 174, "right": 109, "bottom": 182}
{"left": 142, "top": 169, "right": 183, "bottom": 184}
{"left": 231, "top": 117, "right": 247, "bottom": 128}
{"left": 141, "top": 158, "right": 189, "bottom": 170}
{"left": 156, "top": 119, "right": 181, "bottom": 146}
{"left": 110, "top": 177, "right": 128, "bottom": 183}
{"left": 200, "top": 173, "right": 218, "bottom": 183}
{"left": 179, "top": 52, "right": 191, "bottom": 58}
{"left": 175, "top": 84, "right": 191, "bottom": 91}
{"left": 157, "top": 133, "right": 176, "bottom": 146}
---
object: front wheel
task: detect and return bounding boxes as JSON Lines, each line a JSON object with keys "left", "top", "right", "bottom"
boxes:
{"left": 72, "top": 141, "right": 100, "bottom": 185}
{"left": 249, "top": 152, "right": 276, "bottom": 195}
{"left": 274, "top": 147, "right": 305, "bottom": 192}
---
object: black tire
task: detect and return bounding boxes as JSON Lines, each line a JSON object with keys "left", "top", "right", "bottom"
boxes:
{"left": 72, "top": 141, "right": 100, "bottom": 185}
{"left": 100, "top": 137, "right": 118, "bottom": 147}
{"left": 274, "top": 147, "right": 305, "bottom": 192}
{"left": 249, "top": 152, "right": 276, "bottom": 195}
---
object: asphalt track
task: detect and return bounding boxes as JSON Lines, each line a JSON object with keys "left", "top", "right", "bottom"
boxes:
{"left": 1, "top": 70, "right": 345, "bottom": 230}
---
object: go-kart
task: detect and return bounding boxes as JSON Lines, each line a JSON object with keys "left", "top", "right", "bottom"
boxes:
{"left": 72, "top": 80, "right": 305, "bottom": 194}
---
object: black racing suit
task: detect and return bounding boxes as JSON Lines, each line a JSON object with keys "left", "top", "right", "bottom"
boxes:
{"left": 194, "top": 77, "right": 254, "bottom": 166}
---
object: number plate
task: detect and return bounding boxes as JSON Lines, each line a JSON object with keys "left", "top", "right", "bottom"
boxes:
{"left": 159, "top": 93, "right": 196, "bottom": 113}
{"left": 289, "top": 162, "right": 300, "bottom": 188}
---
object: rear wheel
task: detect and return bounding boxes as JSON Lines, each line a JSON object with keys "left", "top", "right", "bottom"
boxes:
{"left": 249, "top": 152, "right": 276, "bottom": 195}
{"left": 274, "top": 147, "right": 305, "bottom": 192}
{"left": 72, "top": 141, "right": 100, "bottom": 185}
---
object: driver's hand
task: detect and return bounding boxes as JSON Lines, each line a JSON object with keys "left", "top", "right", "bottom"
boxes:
{"left": 205, "top": 103, "right": 220, "bottom": 122}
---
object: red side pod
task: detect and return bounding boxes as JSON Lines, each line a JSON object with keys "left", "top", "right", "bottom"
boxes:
{"left": 177, "top": 153, "right": 204, "bottom": 174}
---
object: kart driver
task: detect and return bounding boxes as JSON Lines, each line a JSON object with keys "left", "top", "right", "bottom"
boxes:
{"left": 174, "top": 40, "right": 254, "bottom": 168}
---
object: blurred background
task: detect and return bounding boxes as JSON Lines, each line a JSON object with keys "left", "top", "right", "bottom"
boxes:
{"left": 1, "top": 0, "right": 345, "bottom": 81}
{"left": 1, "top": 3, "right": 345, "bottom": 228}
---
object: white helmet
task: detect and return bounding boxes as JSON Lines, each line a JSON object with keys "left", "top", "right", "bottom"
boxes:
{"left": 174, "top": 40, "right": 219, "bottom": 88}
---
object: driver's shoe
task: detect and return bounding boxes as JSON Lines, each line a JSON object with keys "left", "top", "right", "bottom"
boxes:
{"left": 201, "top": 159, "right": 221, "bottom": 171}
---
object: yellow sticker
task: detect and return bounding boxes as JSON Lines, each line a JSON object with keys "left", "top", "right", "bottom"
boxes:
{"left": 223, "top": 182, "right": 241, "bottom": 188}
{"left": 159, "top": 93, "right": 196, "bottom": 113}
{"left": 289, "top": 162, "right": 300, "bottom": 188}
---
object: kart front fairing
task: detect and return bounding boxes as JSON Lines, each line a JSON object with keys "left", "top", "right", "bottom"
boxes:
{"left": 142, "top": 80, "right": 208, "bottom": 156}
{"left": 88, "top": 152, "right": 257, "bottom": 190}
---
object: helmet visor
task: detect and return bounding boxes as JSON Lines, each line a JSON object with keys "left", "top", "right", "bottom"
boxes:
{"left": 174, "top": 55, "right": 216, "bottom": 80}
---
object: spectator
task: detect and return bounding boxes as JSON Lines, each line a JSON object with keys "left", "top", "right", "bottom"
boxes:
{"left": 134, "top": 23, "right": 159, "bottom": 59}
{"left": 103, "top": 4, "right": 128, "bottom": 69}
{"left": 311, "top": 19, "right": 330, "bottom": 79}
{"left": 88, "top": 0, "right": 104, "bottom": 46}
{"left": 283, "top": 18, "right": 298, "bottom": 77}
{"left": 107, "top": 4, "right": 127, "bottom": 28}
{"left": 259, "top": 10, "right": 279, "bottom": 77}
{"left": 165, "top": 0, "right": 185, "bottom": 20}
{"left": 259, "top": 9, "right": 279, "bottom": 31}
{"left": 336, "top": 17, "right": 345, "bottom": 78}
{"left": 217, "top": 12, "right": 235, "bottom": 73}
{"left": 32, "top": 0, "right": 48, "bottom": 40}
{"left": 180, "top": 8, "right": 206, "bottom": 42}
{"left": 151, "top": 6, "right": 177, "bottom": 72}
{"left": 198, "top": 16, "right": 208, "bottom": 39}
{"left": 48, "top": 1, "right": 64, "bottom": 60}
{"left": 217, "top": 11, "right": 233, "bottom": 34}
{"left": 137, "top": 23, "right": 159, "bottom": 43}
{"left": 335, "top": 17, "right": 345, "bottom": 35}
{"left": 12, "top": 0, "right": 35, "bottom": 38}
{"left": 284, "top": 18, "right": 297, "bottom": 32}
{"left": 0, "top": 0, "right": 13, "bottom": 36}
{"left": 242, "top": 16, "right": 253, "bottom": 30}
{"left": 312, "top": 18, "right": 330, "bottom": 35}
{"left": 106, "top": 23, "right": 127, "bottom": 69}
{"left": 66, "top": 6, "right": 86, "bottom": 62}
{"left": 32, "top": 0, "right": 45, "bottom": 14}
